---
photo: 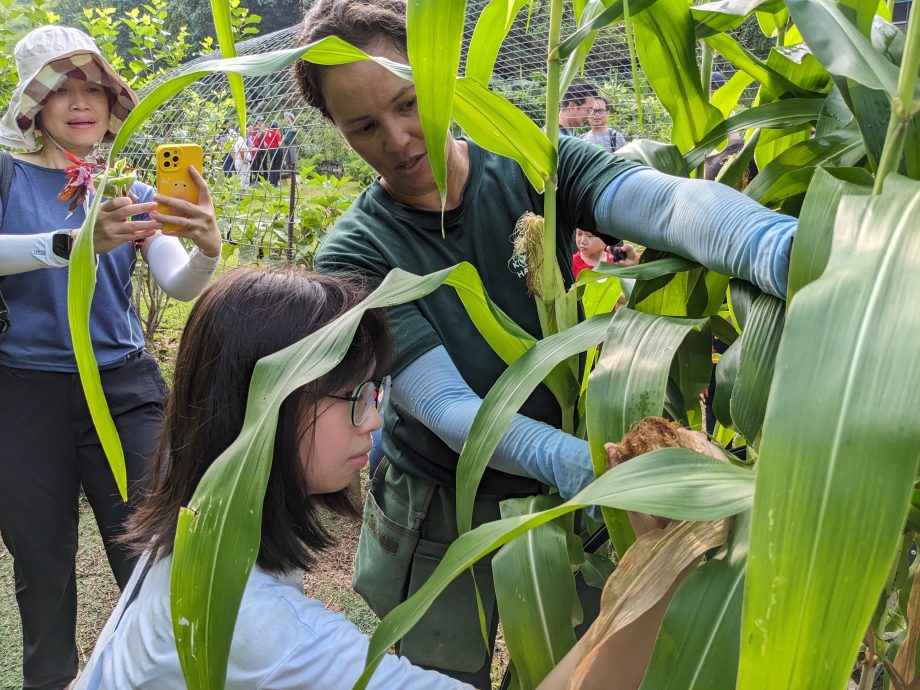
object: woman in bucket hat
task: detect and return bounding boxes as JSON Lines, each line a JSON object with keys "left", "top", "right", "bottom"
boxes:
{"left": 0, "top": 25, "right": 222, "bottom": 689}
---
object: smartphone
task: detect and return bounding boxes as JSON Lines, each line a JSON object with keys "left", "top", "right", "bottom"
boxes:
{"left": 155, "top": 144, "right": 203, "bottom": 234}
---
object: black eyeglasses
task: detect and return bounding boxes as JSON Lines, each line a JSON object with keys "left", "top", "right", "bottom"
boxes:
{"left": 328, "top": 375, "right": 391, "bottom": 427}
{"left": 588, "top": 108, "right": 610, "bottom": 115}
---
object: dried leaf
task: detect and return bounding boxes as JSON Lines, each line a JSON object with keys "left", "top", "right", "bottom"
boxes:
{"left": 894, "top": 571, "right": 920, "bottom": 686}
{"left": 568, "top": 518, "right": 732, "bottom": 690}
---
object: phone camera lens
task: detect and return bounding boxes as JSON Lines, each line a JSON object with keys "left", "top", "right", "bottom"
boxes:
{"left": 163, "top": 151, "right": 170, "bottom": 158}
{"left": 164, "top": 161, "right": 171, "bottom": 168}
{"left": 172, "top": 156, "right": 180, "bottom": 163}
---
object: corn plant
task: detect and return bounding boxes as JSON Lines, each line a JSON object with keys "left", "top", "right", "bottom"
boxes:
{"left": 59, "top": 0, "right": 920, "bottom": 688}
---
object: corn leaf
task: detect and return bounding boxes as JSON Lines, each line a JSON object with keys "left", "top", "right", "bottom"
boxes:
{"left": 639, "top": 512, "right": 751, "bottom": 690}
{"left": 712, "top": 71, "right": 756, "bottom": 118}
{"left": 575, "top": 256, "right": 700, "bottom": 284}
{"left": 768, "top": 43, "right": 831, "bottom": 93}
{"left": 572, "top": 519, "right": 732, "bottom": 690}
{"left": 466, "top": 0, "right": 529, "bottom": 85}
{"left": 559, "top": 0, "right": 606, "bottom": 97}
{"left": 452, "top": 77, "right": 554, "bottom": 191}
{"left": 66, "top": 170, "right": 127, "bottom": 501}
{"left": 691, "top": 0, "right": 786, "bottom": 39}
{"left": 704, "top": 33, "right": 800, "bottom": 98}
{"left": 712, "top": 335, "right": 742, "bottom": 428}
{"left": 558, "top": 0, "right": 659, "bottom": 60}
{"left": 617, "top": 139, "right": 690, "bottom": 176}
{"left": 406, "top": 0, "right": 466, "bottom": 211}
{"left": 209, "top": 0, "right": 246, "bottom": 136}
{"left": 785, "top": 0, "right": 907, "bottom": 101}
{"left": 443, "top": 262, "right": 578, "bottom": 432}
{"left": 358, "top": 448, "right": 756, "bottom": 689}
{"left": 631, "top": 0, "right": 723, "bottom": 153}
{"left": 110, "top": 37, "right": 374, "bottom": 159}
{"left": 493, "top": 495, "right": 578, "bottom": 690}
{"left": 455, "top": 313, "right": 614, "bottom": 534}
{"left": 586, "top": 308, "right": 710, "bottom": 554}
{"left": 586, "top": 308, "right": 710, "bottom": 470}
{"left": 743, "top": 127, "right": 865, "bottom": 204}
{"left": 756, "top": 7, "right": 789, "bottom": 39}
{"left": 729, "top": 293, "right": 784, "bottom": 448}
{"left": 787, "top": 167, "right": 872, "bottom": 303}
{"left": 738, "top": 176, "right": 920, "bottom": 689}
{"left": 684, "top": 98, "right": 824, "bottom": 170}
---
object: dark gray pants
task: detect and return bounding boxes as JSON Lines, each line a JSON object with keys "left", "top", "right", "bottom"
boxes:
{"left": 0, "top": 353, "right": 167, "bottom": 690}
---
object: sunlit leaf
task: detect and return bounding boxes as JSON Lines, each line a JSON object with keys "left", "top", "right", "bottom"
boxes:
{"left": 452, "top": 77, "right": 554, "bottom": 191}
{"left": 691, "top": 0, "right": 785, "bottom": 39}
{"left": 784, "top": 0, "right": 907, "bottom": 101}
{"left": 632, "top": 0, "right": 723, "bottom": 152}
{"left": 67, "top": 169, "right": 127, "bottom": 501}
{"left": 738, "top": 176, "right": 920, "bottom": 689}
{"left": 407, "top": 0, "right": 465, "bottom": 211}
{"left": 209, "top": 0, "right": 246, "bottom": 135}
{"left": 466, "top": 0, "right": 529, "bottom": 85}
{"left": 684, "top": 98, "right": 824, "bottom": 170}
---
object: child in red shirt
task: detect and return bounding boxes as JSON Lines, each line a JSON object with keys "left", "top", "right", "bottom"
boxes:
{"left": 572, "top": 228, "right": 638, "bottom": 277}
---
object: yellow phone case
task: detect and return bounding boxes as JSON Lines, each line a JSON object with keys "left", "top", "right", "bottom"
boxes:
{"left": 155, "top": 144, "right": 203, "bottom": 234}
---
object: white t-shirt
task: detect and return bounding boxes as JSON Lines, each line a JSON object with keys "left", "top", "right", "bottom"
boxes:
{"left": 76, "top": 552, "right": 473, "bottom": 689}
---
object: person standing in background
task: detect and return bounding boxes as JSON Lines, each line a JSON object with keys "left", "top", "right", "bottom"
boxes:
{"left": 263, "top": 120, "right": 283, "bottom": 186}
{"left": 0, "top": 25, "right": 223, "bottom": 689}
{"left": 281, "top": 111, "right": 299, "bottom": 180}
{"left": 248, "top": 114, "right": 266, "bottom": 184}
{"left": 580, "top": 97, "right": 627, "bottom": 154}
{"left": 558, "top": 82, "right": 597, "bottom": 137}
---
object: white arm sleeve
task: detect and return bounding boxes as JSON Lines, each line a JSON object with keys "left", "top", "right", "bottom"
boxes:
{"left": 392, "top": 345, "right": 596, "bottom": 499}
{"left": 142, "top": 234, "right": 219, "bottom": 302}
{"left": 0, "top": 232, "right": 69, "bottom": 275}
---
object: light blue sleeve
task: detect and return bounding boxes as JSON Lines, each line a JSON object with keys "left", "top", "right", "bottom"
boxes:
{"left": 392, "top": 346, "right": 596, "bottom": 500}
{"left": 595, "top": 166, "right": 796, "bottom": 298}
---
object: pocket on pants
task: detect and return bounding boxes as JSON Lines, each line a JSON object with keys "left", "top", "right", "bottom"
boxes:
{"left": 352, "top": 483, "right": 421, "bottom": 620}
{"left": 399, "top": 537, "right": 496, "bottom": 674}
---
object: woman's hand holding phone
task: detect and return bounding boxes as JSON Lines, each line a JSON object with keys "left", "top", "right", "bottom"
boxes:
{"left": 151, "top": 165, "right": 222, "bottom": 258}
{"left": 92, "top": 198, "right": 160, "bottom": 254}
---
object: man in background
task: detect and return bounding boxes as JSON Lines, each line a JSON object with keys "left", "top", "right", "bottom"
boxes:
{"left": 559, "top": 82, "right": 597, "bottom": 136}
{"left": 580, "top": 96, "right": 627, "bottom": 153}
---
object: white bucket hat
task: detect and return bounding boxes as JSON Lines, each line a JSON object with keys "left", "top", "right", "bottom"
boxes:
{"left": 0, "top": 25, "right": 138, "bottom": 150}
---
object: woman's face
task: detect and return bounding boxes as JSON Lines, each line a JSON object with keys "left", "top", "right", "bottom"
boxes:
{"left": 300, "top": 384, "right": 382, "bottom": 495}
{"left": 319, "top": 45, "right": 435, "bottom": 200}
{"left": 38, "top": 77, "right": 110, "bottom": 154}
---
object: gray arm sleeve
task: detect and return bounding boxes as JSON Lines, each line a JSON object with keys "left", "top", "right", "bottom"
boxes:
{"left": 392, "top": 345, "right": 596, "bottom": 499}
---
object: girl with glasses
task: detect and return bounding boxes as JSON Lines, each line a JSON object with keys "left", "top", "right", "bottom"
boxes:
{"left": 77, "top": 268, "right": 681, "bottom": 689}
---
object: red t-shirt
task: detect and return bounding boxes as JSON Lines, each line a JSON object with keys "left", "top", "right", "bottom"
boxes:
{"left": 262, "top": 129, "right": 282, "bottom": 149}
{"left": 572, "top": 249, "right": 614, "bottom": 278}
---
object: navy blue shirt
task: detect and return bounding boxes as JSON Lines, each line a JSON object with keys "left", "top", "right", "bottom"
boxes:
{"left": 0, "top": 158, "right": 154, "bottom": 372}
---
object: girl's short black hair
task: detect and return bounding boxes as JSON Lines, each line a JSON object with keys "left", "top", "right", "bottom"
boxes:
{"left": 125, "top": 268, "right": 392, "bottom": 573}
{"left": 292, "top": 0, "right": 408, "bottom": 120}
